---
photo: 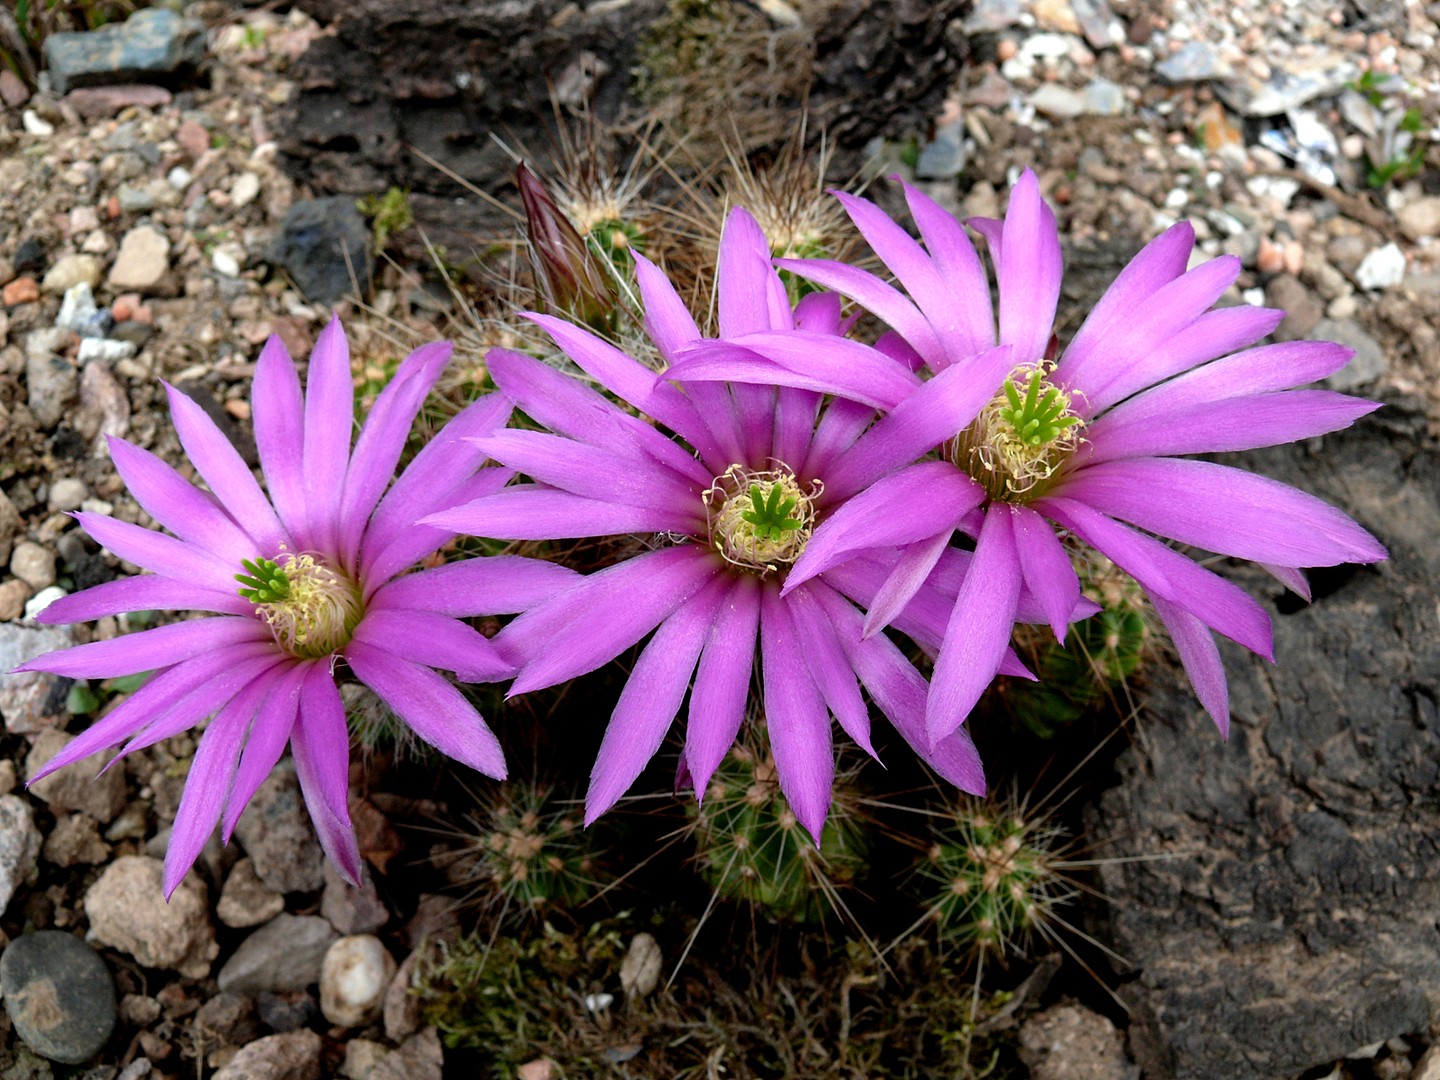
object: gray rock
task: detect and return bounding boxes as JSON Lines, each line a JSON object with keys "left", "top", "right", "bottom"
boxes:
{"left": 1312, "top": 317, "right": 1387, "bottom": 390}
{"left": 319, "top": 935, "right": 395, "bottom": 1028}
{"left": 10, "top": 542, "right": 56, "bottom": 592}
{"left": 962, "top": 0, "right": 1024, "bottom": 32}
{"left": 619, "top": 932, "right": 662, "bottom": 1000}
{"left": 0, "top": 794, "right": 41, "bottom": 915}
{"left": 217, "top": 914, "right": 338, "bottom": 995}
{"left": 1069, "top": 0, "right": 1122, "bottom": 50}
{"left": 1083, "top": 77, "right": 1127, "bottom": 116}
{"left": 42, "top": 8, "right": 205, "bottom": 95}
{"left": 322, "top": 859, "right": 389, "bottom": 935}
{"left": 1089, "top": 400, "right": 1438, "bottom": 1079}
{"left": 194, "top": 992, "right": 260, "bottom": 1052}
{"left": 382, "top": 948, "right": 424, "bottom": 1042}
{"left": 271, "top": 197, "right": 372, "bottom": 308}
{"left": 233, "top": 765, "right": 326, "bottom": 893}
{"left": 0, "top": 932, "right": 116, "bottom": 1064}
{"left": 915, "top": 120, "right": 967, "bottom": 180}
{"left": 84, "top": 856, "right": 218, "bottom": 979}
{"left": 25, "top": 329, "right": 79, "bottom": 429}
{"left": 1155, "top": 42, "right": 1231, "bottom": 83}
{"left": 211, "top": 1028, "right": 322, "bottom": 1080}
{"left": 77, "top": 360, "right": 132, "bottom": 441}
{"left": 47, "top": 478, "right": 87, "bottom": 513}
{"left": 1265, "top": 273, "right": 1324, "bottom": 343}
{"left": 26, "top": 728, "right": 129, "bottom": 824}
{"left": 217, "top": 857, "right": 285, "bottom": 929}
{"left": 0, "top": 623, "right": 76, "bottom": 734}
{"left": 369, "top": 1027, "right": 442, "bottom": 1080}
{"left": 1019, "top": 1003, "right": 1136, "bottom": 1080}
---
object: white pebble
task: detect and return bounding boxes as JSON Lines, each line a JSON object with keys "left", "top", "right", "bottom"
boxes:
{"left": 22, "top": 111, "right": 54, "bottom": 137}
{"left": 77, "top": 339, "right": 138, "bottom": 365}
{"left": 167, "top": 166, "right": 193, "bottom": 190}
{"left": 319, "top": 936, "right": 396, "bottom": 1028}
{"left": 1355, "top": 243, "right": 1406, "bottom": 291}
{"left": 25, "top": 586, "right": 66, "bottom": 622}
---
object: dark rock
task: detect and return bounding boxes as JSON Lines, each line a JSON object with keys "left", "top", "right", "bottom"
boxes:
{"left": 13, "top": 238, "right": 46, "bottom": 277}
{"left": 194, "top": 992, "right": 259, "bottom": 1051}
{"left": 270, "top": 198, "right": 372, "bottom": 309}
{"left": 255, "top": 991, "right": 319, "bottom": 1035}
{"left": 280, "top": 0, "right": 968, "bottom": 245}
{"left": 1089, "top": 397, "right": 1440, "bottom": 1079}
{"left": 42, "top": 9, "right": 205, "bottom": 96}
{"left": 0, "top": 931, "right": 117, "bottom": 1064}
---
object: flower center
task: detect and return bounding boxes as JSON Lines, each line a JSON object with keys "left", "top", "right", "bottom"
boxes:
{"left": 704, "top": 464, "right": 820, "bottom": 574}
{"left": 951, "top": 362, "right": 1084, "bottom": 503}
{"left": 236, "top": 553, "right": 363, "bottom": 659}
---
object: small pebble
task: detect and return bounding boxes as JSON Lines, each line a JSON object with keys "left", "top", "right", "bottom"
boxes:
{"left": 21, "top": 110, "right": 54, "bottom": 137}
{"left": 25, "top": 586, "right": 66, "bottom": 621}
{"left": 0, "top": 931, "right": 116, "bottom": 1064}
{"left": 10, "top": 542, "right": 56, "bottom": 591}
{"left": 48, "top": 479, "right": 87, "bottom": 512}
{"left": 320, "top": 935, "right": 396, "bottom": 1028}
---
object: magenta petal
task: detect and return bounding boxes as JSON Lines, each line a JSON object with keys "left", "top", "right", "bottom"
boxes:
{"left": 19, "top": 617, "right": 270, "bottom": 678}
{"left": 686, "top": 575, "right": 761, "bottom": 797}
{"left": 371, "top": 556, "right": 580, "bottom": 617}
{"left": 252, "top": 334, "right": 308, "bottom": 542}
{"left": 526, "top": 313, "right": 727, "bottom": 465}
{"left": 1150, "top": 595, "right": 1230, "bottom": 737}
{"left": 760, "top": 585, "right": 833, "bottom": 845}
{"left": 346, "top": 641, "right": 507, "bottom": 778}
{"left": 801, "top": 398, "right": 878, "bottom": 478}
{"left": 166, "top": 382, "right": 288, "bottom": 554}
{"left": 1060, "top": 457, "right": 1387, "bottom": 567}
{"left": 500, "top": 547, "right": 723, "bottom": 695}
{"left": 364, "top": 470, "right": 513, "bottom": 590}
{"left": 291, "top": 664, "right": 362, "bottom": 884}
{"left": 118, "top": 652, "right": 285, "bottom": 759}
{"left": 823, "top": 345, "right": 1014, "bottom": 500}
{"left": 351, "top": 609, "right": 514, "bottom": 682}
{"left": 776, "top": 256, "right": 943, "bottom": 364}
{"left": 26, "top": 644, "right": 276, "bottom": 786}
{"left": 927, "top": 506, "right": 1023, "bottom": 746}
{"left": 1261, "top": 563, "right": 1310, "bottom": 602}
{"left": 362, "top": 392, "right": 512, "bottom": 573}
{"left": 108, "top": 438, "right": 252, "bottom": 565}
{"left": 1036, "top": 495, "right": 1273, "bottom": 659}
{"left": 900, "top": 180, "right": 994, "bottom": 362}
{"left": 996, "top": 170, "right": 1063, "bottom": 364}
{"left": 337, "top": 341, "right": 452, "bottom": 568}
{"left": 470, "top": 431, "right": 701, "bottom": 510}
{"left": 1060, "top": 222, "right": 1195, "bottom": 382}
{"left": 634, "top": 252, "right": 702, "bottom": 362}
{"left": 163, "top": 673, "right": 270, "bottom": 898}
{"left": 860, "top": 531, "right": 952, "bottom": 639}
{"left": 808, "top": 581, "right": 985, "bottom": 794}
{"left": 585, "top": 575, "right": 727, "bottom": 824}
{"left": 788, "top": 462, "right": 981, "bottom": 591}
{"left": 425, "top": 485, "right": 701, "bottom": 541}
{"left": 787, "top": 584, "right": 873, "bottom": 757}
{"left": 1082, "top": 390, "right": 1381, "bottom": 464}
{"left": 793, "top": 290, "right": 843, "bottom": 336}
{"left": 301, "top": 316, "right": 354, "bottom": 557}
{"left": 1011, "top": 504, "right": 1079, "bottom": 643}
{"left": 223, "top": 661, "right": 307, "bottom": 841}
{"left": 485, "top": 349, "right": 712, "bottom": 486}
{"left": 718, "top": 206, "right": 789, "bottom": 337}
{"left": 967, "top": 216, "right": 1004, "bottom": 264}
{"left": 37, "top": 576, "right": 254, "bottom": 624}
{"left": 74, "top": 511, "right": 239, "bottom": 593}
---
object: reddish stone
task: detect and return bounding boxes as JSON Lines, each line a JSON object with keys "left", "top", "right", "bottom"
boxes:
{"left": 2, "top": 278, "right": 40, "bottom": 305}
{"left": 176, "top": 120, "right": 210, "bottom": 160}
{"left": 63, "top": 84, "right": 172, "bottom": 119}
{"left": 0, "top": 70, "right": 29, "bottom": 110}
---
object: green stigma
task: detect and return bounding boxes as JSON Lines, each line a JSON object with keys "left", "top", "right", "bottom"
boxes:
{"left": 236, "top": 557, "right": 290, "bottom": 605}
{"left": 740, "top": 483, "right": 804, "bottom": 544}
{"left": 705, "top": 465, "right": 821, "bottom": 574}
{"left": 951, "top": 361, "right": 1084, "bottom": 503}
{"left": 237, "top": 552, "right": 363, "bottom": 659}
{"left": 998, "top": 368, "right": 1082, "bottom": 447}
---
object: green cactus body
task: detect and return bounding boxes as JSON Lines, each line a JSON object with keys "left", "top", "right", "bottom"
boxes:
{"left": 917, "top": 798, "right": 1070, "bottom": 961}
{"left": 688, "top": 737, "right": 866, "bottom": 923}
